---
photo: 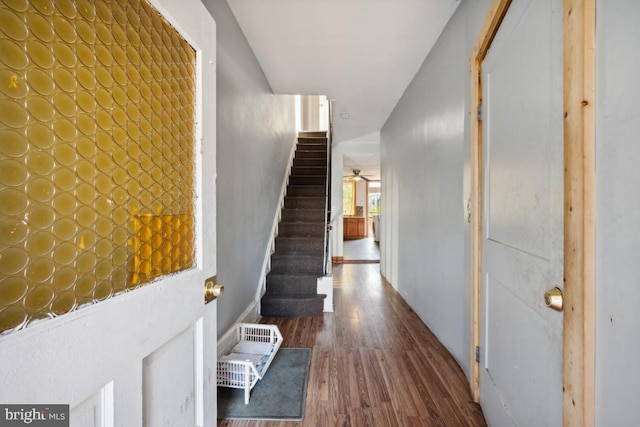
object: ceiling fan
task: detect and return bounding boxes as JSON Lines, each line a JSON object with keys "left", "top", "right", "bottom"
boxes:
{"left": 343, "top": 169, "right": 373, "bottom": 182}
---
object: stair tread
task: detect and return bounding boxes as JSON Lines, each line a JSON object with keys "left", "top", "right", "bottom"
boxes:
{"left": 274, "top": 236, "right": 324, "bottom": 251}
{"left": 293, "top": 160, "right": 326, "bottom": 163}
{"left": 277, "top": 232, "right": 323, "bottom": 236}
{"left": 278, "top": 220, "right": 325, "bottom": 225}
{"left": 291, "top": 169, "right": 327, "bottom": 173}
{"left": 280, "top": 216, "right": 325, "bottom": 220}
{"left": 272, "top": 252, "right": 322, "bottom": 259}
{"left": 262, "top": 293, "right": 326, "bottom": 300}
{"left": 269, "top": 272, "right": 318, "bottom": 280}
{"left": 273, "top": 247, "right": 324, "bottom": 254}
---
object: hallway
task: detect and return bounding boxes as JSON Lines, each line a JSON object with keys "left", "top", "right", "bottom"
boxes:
{"left": 218, "top": 264, "right": 485, "bottom": 426}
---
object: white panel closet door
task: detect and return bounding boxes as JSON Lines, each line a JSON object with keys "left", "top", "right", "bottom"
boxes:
{"left": 480, "top": 0, "right": 564, "bottom": 425}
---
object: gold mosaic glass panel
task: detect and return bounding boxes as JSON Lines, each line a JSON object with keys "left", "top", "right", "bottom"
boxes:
{"left": 0, "top": 0, "right": 197, "bottom": 334}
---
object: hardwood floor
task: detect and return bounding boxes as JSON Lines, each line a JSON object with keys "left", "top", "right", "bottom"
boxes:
{"left": 342, "top": 237, "right": 380, "bottom": 262}
{"left": 217, "top": 264, "right": 486, "bottom": 426}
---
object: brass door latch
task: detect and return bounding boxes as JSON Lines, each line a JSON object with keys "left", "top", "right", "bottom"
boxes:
{"left": 204, "top": 276, "right": 224, "bottom": 304}
{"left": 544, "top": 287, "right": 563, "bottom": 312}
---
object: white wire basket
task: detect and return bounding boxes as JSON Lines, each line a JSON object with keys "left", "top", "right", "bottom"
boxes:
{"left": 216, "top": 323, "right": 283, "bottom": 404}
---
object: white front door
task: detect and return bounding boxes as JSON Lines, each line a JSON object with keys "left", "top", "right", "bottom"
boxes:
{"left": 0, "top": 0, "right": 218, "bottom": 425}
{"left": 480, "top": 0, "right": 564, "bottom": 425}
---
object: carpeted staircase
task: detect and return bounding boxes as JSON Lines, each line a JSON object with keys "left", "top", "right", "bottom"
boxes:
{"left": 260, "top": 131, "right": 328, "bottom": 317}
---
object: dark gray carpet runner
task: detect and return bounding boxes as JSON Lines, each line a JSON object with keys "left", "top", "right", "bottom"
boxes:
{"left": 217, "top": 348, "right": 311, "bottom": 420}
{"left": 260, "top": 131, "right": 328, "bottom": 317}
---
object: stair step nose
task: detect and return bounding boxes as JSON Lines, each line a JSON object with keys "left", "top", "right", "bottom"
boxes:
{"left": 281, "top": 208, "right": 325, "bottom": 222}
{"left": 260, "top": 294, "right": 326, "bottom": 317}
{"left": 296, "top": 150, "right": 326, "bottom": 159}
{"left": 270, "top": 254, "right": 323, "bottom": 275}
{"left": 293, "top": 157, "right": 327, "bottom": 167}
{"left": 279, "top": 221, "right": 324, "bottom": 237}
{"left": 275, "top": 236, "right": 324, "bottom": 255}
{"left": 297, "top": 143, "right": 327, "bottom": 152}
{"left": 287, "top": 185, "right": 325, "bottom": 197}
{"left": 290, "top": 175, "right": 326, "bottom": 186}
{"left": 265, "top": 274, "right": 318, "bottom": 295}
{"left": 299, "top": 131, "right": 327, "bottom": 138}
{"left": 285, "top": 196, "right": 325, "bottom": 209}
{"left": 291, "top": 166, "right": 326, "bottom": 176}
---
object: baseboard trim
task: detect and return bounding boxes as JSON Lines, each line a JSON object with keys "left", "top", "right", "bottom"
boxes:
{"left": 381, "top": 273, "right": 396, "bottom": 291}
{"left": 216, "top": 300, "right": 260, "bottom": 356}
{"left": 256, "top": 135, "right": 298, "bottom": 301}
{"left": 317, "top": 276, "right": 334, "bottom": 312}
{"left": 342, "top": 259, "right": 380, "bottom": 264}
{"left": 238, "top": 300, "right": 261, "bottom": 325}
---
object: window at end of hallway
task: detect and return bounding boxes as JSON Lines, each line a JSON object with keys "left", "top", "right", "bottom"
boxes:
{"left": 343, "top": 180, "right": 355, "bottom": 216}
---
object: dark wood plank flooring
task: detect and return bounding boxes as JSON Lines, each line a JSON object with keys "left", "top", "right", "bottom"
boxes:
{"left": 218, "top": 263, "right": 486, "bottom": 426}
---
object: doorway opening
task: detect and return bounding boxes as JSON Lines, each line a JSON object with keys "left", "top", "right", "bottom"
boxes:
{"left": 342, "top": 179, "right": 380, "bottom": 263}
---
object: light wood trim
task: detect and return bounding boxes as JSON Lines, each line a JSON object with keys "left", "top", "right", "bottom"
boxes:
{"left": 469, "top": 3, "right": 596, "bottom": 422}
{"left": 332, "top": 256, "right": 344, "bottom": 264}
{"left": 365, "top": 181, "right": 370, "bottom": 237}
{"left": 469, "top": 54, "right": 482, "bottom": 402}
{"left": 563, "top": 0, "right": 596, "bottom": 426}
{"left": 469, "top": 0, "right": 512, "bottom": 403}
{"left": 473, "top": 0, "right": 513, "bottom": 62}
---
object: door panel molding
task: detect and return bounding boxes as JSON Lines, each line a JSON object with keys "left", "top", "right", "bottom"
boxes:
{"left": 469, "top": 0, "right": 513, "bottom": 403}
{"left": 469, "top": 1, "right": 596, "bottom": 426}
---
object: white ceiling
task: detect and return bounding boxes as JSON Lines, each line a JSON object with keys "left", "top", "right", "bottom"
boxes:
{"left": 342, "top": 152, "right": 381, "bottom": 181}
{"left": 226, "top": 0, "right": 461, "bottom": 145}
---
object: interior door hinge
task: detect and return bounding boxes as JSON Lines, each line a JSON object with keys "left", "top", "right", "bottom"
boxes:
{"left": 477, "top": 104, "right": 483, "bottom": 122}
{"left": 475, "top": 346, "right": 480, "bottom": 363}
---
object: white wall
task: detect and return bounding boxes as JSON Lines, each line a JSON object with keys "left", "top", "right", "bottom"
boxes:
{"left": 201, "top": 0, "right": 296, "bottom": 335}
{"left": 330, "top": 132, "right": 380, "bottom": 257}
{"left": 300, "top": 95, "right": 321, "bottom": 131}
{"left": 355, "top": 179, "right": 367, "bottom": 216}
{"left": 595, "top": 1, "right": 640, "bottom": 423}
{"left": 380, "top": 0, "right": 491, "bottom": 375}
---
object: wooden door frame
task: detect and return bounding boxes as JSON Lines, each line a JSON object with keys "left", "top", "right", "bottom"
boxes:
{"left": 469, "top": 0, "right": 595, "bottom": 426}
{"left": 365, "top": 181, "right": 370, "bottom": 237}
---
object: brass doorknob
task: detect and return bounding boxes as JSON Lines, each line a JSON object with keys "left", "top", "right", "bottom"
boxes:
{"left": 204, "top": 276, "right": 224, "bottom": 304}
{"left": 544, "top": 287, "right": 563, "bottom": 312}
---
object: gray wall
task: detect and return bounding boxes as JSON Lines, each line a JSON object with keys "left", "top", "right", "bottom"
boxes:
{"left": 595, "top": 1, "right": 640, "bottom": 423}
{"left": 380, "top": 0, "right": 490, "bottom": 375}
{"left": 382, "top": 0, "right": 640, "bottom": 421}
{"left": 201, "top": 0, "right": 296, "bottom": 335}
